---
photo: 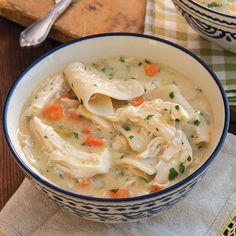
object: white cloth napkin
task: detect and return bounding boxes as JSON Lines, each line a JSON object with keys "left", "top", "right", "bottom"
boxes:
{"left": 0, "top": 133, "right": 236, "bottom": 236}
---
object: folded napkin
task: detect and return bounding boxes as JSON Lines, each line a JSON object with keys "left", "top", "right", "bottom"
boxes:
{"left": 0, "top": 133, "right": 236, "bottom": 236}
{"left": 144, "top": 0, "right": 236, "bottom": 105}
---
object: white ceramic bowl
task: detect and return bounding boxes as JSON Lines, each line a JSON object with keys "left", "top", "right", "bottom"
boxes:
{"left": 172, "top": 0, "right": 236, "bottom": 53}
{"left": 3, "top": 33, "right": 229, "bottom": 223}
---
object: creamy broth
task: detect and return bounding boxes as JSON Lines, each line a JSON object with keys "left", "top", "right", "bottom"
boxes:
{"left": 195, "top": 0, "right": 236, "bottom": 15}
{"left": 19, "top": 57, "right": 213, "bottom": 198}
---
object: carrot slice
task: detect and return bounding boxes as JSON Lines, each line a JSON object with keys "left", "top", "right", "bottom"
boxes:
{"left": 79, "top": 178, "right": 91, "bottom": 188}
{"left": 86, "top": 136, "right": 105, "bottom": 147}
{"left": 67, "top": 112, "right": 80, "bottom": 121}
{"left": 108, "top": 188, "right": 129, "bottom": 198}
{"left": 151, "top": 184, "right": 164, "bottom": 192}
{"left": 81, "top": 128, "right": 92, "bottom": 135}
{"left": 42, "top": 104, "right": 63, "bottom": 121}
{"left": 131, "top": 96, "right": 145, "bottom": 106}
{"left": 144, "top": 63, "right": 160, "bottom": 76}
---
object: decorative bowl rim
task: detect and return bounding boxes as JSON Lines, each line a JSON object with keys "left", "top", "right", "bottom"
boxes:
{"left": 187, "top": 0, "right": 236, "bottom": 20}
{"left": 3, "top": 32, "right": 230, "bottom": 202}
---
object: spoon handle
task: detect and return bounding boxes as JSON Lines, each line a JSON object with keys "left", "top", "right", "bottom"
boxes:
{"left": 20, "top": 0, "right": 73, "bottom": 47}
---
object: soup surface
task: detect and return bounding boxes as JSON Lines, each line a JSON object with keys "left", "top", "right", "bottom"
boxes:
{"left": 195, "top": 0, "right": 236, "bottom": 15}
{"left": 19, "top": 57, "right": 213, "bottom": 198}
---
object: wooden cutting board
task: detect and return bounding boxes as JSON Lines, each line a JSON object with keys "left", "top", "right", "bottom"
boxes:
{"left": 0, "top": 0, "right": 147, "bottom": 43}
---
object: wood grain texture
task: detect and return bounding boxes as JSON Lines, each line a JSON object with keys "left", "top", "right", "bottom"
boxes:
{"left": 0, "top": 16, "right": 236, "bottom": 211}
{"left": 0, "top": 17, "right": 54, "bottom": 209}
{"left": 0, "top": 0, "right": 147, "bottom": 43}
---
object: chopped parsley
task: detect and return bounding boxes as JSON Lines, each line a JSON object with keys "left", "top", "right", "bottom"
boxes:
{"left": 119, "top": 57, "right": 125, "bottom": 62}
{"left": 122, "top": 125, "right": 131, "bottom": 131}
{"left": 35, "top": 95, "right": 38, "bottom": 99}
{"left": 108, "top": 77, "right": 113, "bottom": 80}
{"left": 169, "top": 91, "right": 175, "bottom": 99}
{"left": 207, "top": 2, "right": 222, "bottom": 8}
{"left": 59, "top": 174, "right": 64, "bottom": 179}
{"left": 110, "top": 189, "right": 119, "bottom": 194}
{"left": 81, "top": 141, "right": 86, "bottom": 146}
{"left": 144, "top": 88, "right": 147, "bottom": 92}
{"left": 175, "top": 105, "right": 180, "bottom": 110}
{"left": 145, "top": 59, "right": 151, "bottom": 64}
{"left": 44, "top": 136, "right": 48, "bottom": 139}
{"left": 175, "top": 118, "right": 180, "bottom": 122}
{"left": 73, "top": 132, "right": 79, "bottom": 139}
{"left": 139, "top": 177, "right": 150, "bottom": 183}
{"left": 129, "top": 135, "right": 134, "bottom": 139}
{"left": 138, "top": 62, "right": 143, "bottom": 66}
{"left": 168, "top": 168, "right": 179, "bottom": 181}
{"left": 80, "top": 99, "right": 83, "bottom": 105}
{"left": 194, "top": 120, "right": 200, "bottom": 126}
{"left": 120, "top": 155, "right": 124, "bottom": 159}
{"left": 178, "top": 163, "right": 185, "bottom": 174}
{"left": 146, "top": 114, "right": 154, "bottom": 120}
{"left": 187, "top": 156, "right": 192, "bottom": 162}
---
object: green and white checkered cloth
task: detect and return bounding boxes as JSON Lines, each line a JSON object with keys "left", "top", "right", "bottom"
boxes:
{"left": 144, "top": 0, "right": 236, "bottom": 105}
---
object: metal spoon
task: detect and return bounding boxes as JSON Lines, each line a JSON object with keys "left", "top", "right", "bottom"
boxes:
{"left": 20, "top": 0, "right": 74, "bottom": 47}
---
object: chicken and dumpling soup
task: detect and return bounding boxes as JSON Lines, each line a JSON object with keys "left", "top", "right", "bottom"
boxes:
{"left": 19, "top": 57, "right": 213, "bottom": 198}
{"left": 195, "top": 0, "right": 236, "bottom": 15}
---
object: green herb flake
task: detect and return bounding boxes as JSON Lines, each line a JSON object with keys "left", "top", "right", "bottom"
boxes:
{"left": 144, "top": 88, "right": 147, "bottom": 92}
{"left": 175, "top": 105, "right": 180, "bottom": 110}
{"left": 59, "top": 174, "right": 64, "bottom": 179}
{"left": 122, "top": 125, "right": 131, "bottom": 131}
{"left": 145, "top": 59, "right": 151, "bottom": 64}
{"left": 146, "top": 114, "right": 154, "bottom": 120}
{"left": 178, "top": 163, "right": 185, "bottom": 174}
{"left": 120, "top": 155, "right": 124, "bottom": 159}
{"left": 80, "top": 99, "right": 83, "bottom": 105}
{"left": 44, "top": 136, "right": 48, "bottom": 139}
{"left": 169, "top": 91, "right": 175, "bottom": 99}
{"left": 110, "top": 189, "right": 119, "bottom": 194}
{"left": 175, "top": 118, "right": 180, "bottom": 122}
{"left": 207, "top": 2, "right": 222, "bottom": 8}
{"left": 35, "top": 95, "right": 38, "bottom": 99}
{"left": 73, "top": 132, "right": 79, "bottom": 139}
{"left": 139, "top": 177, "right": 150, "bottom": 183}
{"left": 129, "top": 135, "right": 134, "bottom": 139}
{"left": 138, "top": 62, "right": 143, "bottom": 66}
{"left": 108, "top": 77, "right": 113, "bottom": 80}
{"left": 101, "top": 67, "right": 107, "bottom": 73}
{"left": 194, "top": 120, "right": 200, "bottom": 126}
{"left": 168, "top": 168, "right": 179, "bottom": 181}
{"left": 119, "top": 57, "right": 125, "bottom": 62}
{"left": 187, "top": 156, "right": 192, "bottom": 162}
{"left": 81, "top": 141, "right": 86, "bottom": 146}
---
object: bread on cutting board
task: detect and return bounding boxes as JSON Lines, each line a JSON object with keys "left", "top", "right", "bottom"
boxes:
{"left": 0, "top": 0, "right": 147, "bottom": 43}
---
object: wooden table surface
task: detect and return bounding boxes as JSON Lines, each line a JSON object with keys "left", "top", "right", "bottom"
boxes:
{"left": 0, "top": 17, "right": 236, "bottom": 210}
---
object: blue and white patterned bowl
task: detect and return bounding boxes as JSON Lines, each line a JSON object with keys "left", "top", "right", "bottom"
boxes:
{"left": 172, "top": 0, "right": 236, "bottom": 53}
{"left": 3, "top": 33, "right": 229, "bottom": 223}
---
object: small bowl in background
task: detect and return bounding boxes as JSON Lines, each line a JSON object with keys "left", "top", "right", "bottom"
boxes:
{"left": 172, "top": 0, "right": 236, "bottom": 53}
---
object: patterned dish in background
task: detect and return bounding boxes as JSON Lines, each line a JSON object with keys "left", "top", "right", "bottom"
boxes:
{"left": 172, "top": 0, "right": 236, "bottom": 53}
{"left": 3, "top": 33, "right": 229, "bottom": 223}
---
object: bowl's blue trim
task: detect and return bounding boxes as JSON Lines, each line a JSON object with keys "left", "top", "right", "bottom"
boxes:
{"left": 177, "top": 0, "right": 236, "bottom": 29}
{"left": 3, "top": 32, "right": 230, "bottom": 202}
{"left": 188, "top": 0, "right": 236, "bottom": 20}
